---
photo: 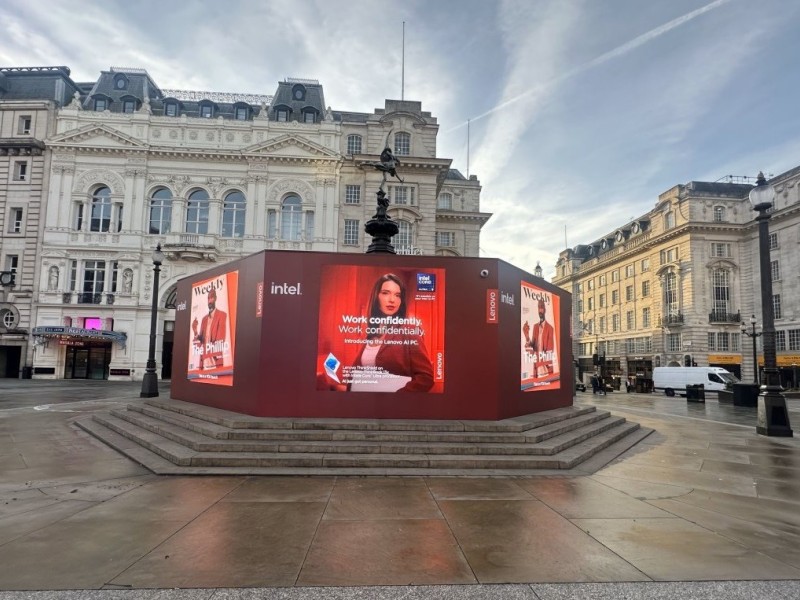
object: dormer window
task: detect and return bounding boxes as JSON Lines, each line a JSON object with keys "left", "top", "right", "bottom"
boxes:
{"left": 632, "top": 222, "right": 640, "bottom": 234}
{"left": 94, "top": 97, "right": 107, "bottom": 111}
{"left": 114, "top": 75, "right": 127, "bottom": 90}
{"left": 276, "top": 108, "right": 289, "bottom": 122}
{"left": 165, "top": 102, "right": 178, "bottom": 117}
{"left": 601, "top": 239, "right": 609, "bottom": 250}
{"left": 615, "top": 231, "right": 624, "bottom": 243}
{"left": 200, "top": 104, "right": 213, "bottom": 118}
{"left": 292, "top": 84, "right": 306, "bottom": 101}
{"left": 122, "top": 99, "right": 135, "bottom": 113}
{"left": 303, "top": 111, "right": 315, "bottom": 124}
{"left": 235, "top": 106, "right": 248, "bottom": 121}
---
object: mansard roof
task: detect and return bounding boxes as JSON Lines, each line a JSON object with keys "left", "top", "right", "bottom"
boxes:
{"left": 446, "top": 169, "right": 467, "bottom": 180}
{"left": 0, "top": 66, "right": 80, "bottom": 106}
{"left": 684, "top": 181, "right": 752, "bottom": 198}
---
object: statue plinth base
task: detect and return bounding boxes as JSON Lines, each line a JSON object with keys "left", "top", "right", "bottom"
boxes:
{"left": 365, "top": 190, "right": 399, "bottom": 254}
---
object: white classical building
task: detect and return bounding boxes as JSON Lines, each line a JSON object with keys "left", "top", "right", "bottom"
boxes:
{"left": 21, "top": 67, "right": 490, "bottom": 380}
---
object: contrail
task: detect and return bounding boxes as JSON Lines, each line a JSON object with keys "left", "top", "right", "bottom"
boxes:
{"left": 446, "top": 0, "right": 732, "bottom": 132}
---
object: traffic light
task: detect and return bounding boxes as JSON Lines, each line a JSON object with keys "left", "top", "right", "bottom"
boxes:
{"left": 593, "top": 353, "right": 599, "bottom": 366}
{"left": 684, "top": 354, "right": 692, "bottom": 367}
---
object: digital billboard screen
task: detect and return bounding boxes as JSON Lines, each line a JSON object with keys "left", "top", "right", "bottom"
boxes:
{"left": 317, "top": 264, "right": 445, "bottom": 393}
{"left": 187, "top": 270, "right": 238, "bottom": 386}
{"left": 520, "top": 280, "right": 561, "bottom": 391}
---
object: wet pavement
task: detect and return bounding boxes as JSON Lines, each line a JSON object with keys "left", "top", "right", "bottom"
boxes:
{"left": 0, "top": 380, "right": 799, "bottom": 598}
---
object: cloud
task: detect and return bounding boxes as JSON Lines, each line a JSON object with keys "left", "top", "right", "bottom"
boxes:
{"left": 470, "top": 0, "right": 583, "bottom": 185}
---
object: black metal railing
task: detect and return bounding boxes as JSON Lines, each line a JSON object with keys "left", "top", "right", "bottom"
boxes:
{"left": 77, "top": 292, "right": 102, "bottom": 304}
{"left": 709, "top": 311, "right": 741, "bottom": 323}
{"left": 659, "top": 312, "right": 684, "bottom": 327}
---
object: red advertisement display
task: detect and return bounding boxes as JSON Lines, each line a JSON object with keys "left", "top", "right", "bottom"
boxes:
{"left": 520, "top": 280, "right": 560, "bottom": 391}
{"left": 317, "top": 265, "right": 445, "bottom": 393}
{"left": 187, "top": 270, "right": 238, "bottom": 386}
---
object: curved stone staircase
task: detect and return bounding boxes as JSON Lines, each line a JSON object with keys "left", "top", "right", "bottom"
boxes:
{"left": 76, "top": 398, "right": 652, "bottom": 476}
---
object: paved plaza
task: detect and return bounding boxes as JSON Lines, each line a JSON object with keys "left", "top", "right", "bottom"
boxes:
{"left": 1, "top": 380, "right": 799, "bottom": 599}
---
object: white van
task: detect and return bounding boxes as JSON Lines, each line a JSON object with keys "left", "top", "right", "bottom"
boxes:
{"left": 652, "top": 366, "right": 739, "bottom": 396}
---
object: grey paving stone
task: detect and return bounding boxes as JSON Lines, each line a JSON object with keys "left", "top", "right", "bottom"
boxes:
{"left": 211, "top": 585, "right": 536, "bottom": 599}
{"left": 529, "top": 580, "right": 800, "bottom": 599}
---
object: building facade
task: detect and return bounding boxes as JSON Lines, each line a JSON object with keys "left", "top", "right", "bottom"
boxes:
{"left": 555, "top": 168, "right": 800, "bottom": 391}
{"left": 0, "top": 66, "right": 489, "bottom": 380}
{"left": 0, "top": 67, "right": 80, "bottom": 378}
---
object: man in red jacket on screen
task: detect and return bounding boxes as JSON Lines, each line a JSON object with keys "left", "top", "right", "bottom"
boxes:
{"left": 192, "top": 288, "right": 227, "bottom": 369}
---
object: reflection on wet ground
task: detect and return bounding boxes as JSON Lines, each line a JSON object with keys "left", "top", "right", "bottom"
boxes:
{"left": 1, "top": 382, "right": 799, "bottom": 591}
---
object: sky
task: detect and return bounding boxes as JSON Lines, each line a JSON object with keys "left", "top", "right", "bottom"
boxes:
{"left": 2, "top": 0, "right": 800, "bottom": 276}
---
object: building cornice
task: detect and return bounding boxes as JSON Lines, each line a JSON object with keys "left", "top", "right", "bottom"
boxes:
{"left": 436, "top": 211, "right": 492, "bottom": 224}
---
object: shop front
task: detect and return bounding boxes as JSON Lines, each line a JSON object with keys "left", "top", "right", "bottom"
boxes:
{"left": 32, "top": 326, "right": 127, "bottom": 380}
{"left": 708, "top": 353, "right": 742, "bottom": 380}
{"left": 63, "top": 341, "right": 112, "bottom": 379}
{"left": 626, "top": 356, "right": 653, "bottom": 393}
{"left": 758, "top": 354, "right": 800, "bottom": 390}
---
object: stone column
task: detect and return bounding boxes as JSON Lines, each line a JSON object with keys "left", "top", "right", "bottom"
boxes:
{"left": 208, "top": 198, "right": 222, "bottom": 236}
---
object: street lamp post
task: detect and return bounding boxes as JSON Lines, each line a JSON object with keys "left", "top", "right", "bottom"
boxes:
{"left": 740, "top": 314, "right": 761, "bottom": 385}
{"left": 140, "top": 244, "right": 165, "bottom": 398}
{"left": 749, "top": 172, "right": 792, "bottom": 436}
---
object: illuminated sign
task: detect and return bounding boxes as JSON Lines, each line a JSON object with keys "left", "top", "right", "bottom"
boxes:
{"left": 520, "top": 281, "right": 561, "bottom": 392}
{"left": 187, "top": 270, "right": 238, "bottom": 386}
{"left": 486, "top": 289, "right": 498, "bottom": 323}
{"left": 317, "top": 264, "right": 445, "bottom": 393}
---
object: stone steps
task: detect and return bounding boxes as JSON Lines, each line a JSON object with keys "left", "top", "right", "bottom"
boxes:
{"left": 76, "top": 398, "right": 652, "bottom": 475}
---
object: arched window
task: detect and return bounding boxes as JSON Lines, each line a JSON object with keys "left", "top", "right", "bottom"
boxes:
{"left": 437, "top": 193, "right": 452, "bottom": 210}
{"left": 663, "top": 271, "right": 678, "bottom": 316}
{"left": 93, "top": 96, "right": 109, "bottom": 112}
{"left": 149, "top": 188, "right": 172, "bottom": 234}
{"left": 186, "top": 189, "right": 209, "bottom": 234}
{"left": 396, "top": 219, "right": 413, "bottom": 249}
{"left": 713, "top": 206, "right": 726, "bottom": 222}
{"left": 394, "top": 132, "right": 411, "bottom": 156}
{"left": 663, "top": 211, "right": 675, "bottom": 230}
{"left": 90, "top": 186, "right": 112, "bottom": 232}
{"left": 164, "top": 100, "right": 179, "bottom": 117}
{"left": 233, "top": 104, "right": 249, "bottom": 121}
{"left": 281, "top": 195, "right": 302, "bottom": 240}
{"left": 221, "top": 191, "right": 246, "bottom": 238}
{"left": 346, "top": 134, "right": 362, "bottom": 155}
{"left": 199, "top": 102, "right": 214, "bottom": 118}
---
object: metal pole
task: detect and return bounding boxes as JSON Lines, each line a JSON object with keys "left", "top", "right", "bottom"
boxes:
{"left": 140, "top": 249, "right": 161, "bottom": 398}
{"left": 751, "top": 321, "right": 759, "bottom": 385}
{"left": 754, "top": 202, "right": 792, "bottom": 435}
